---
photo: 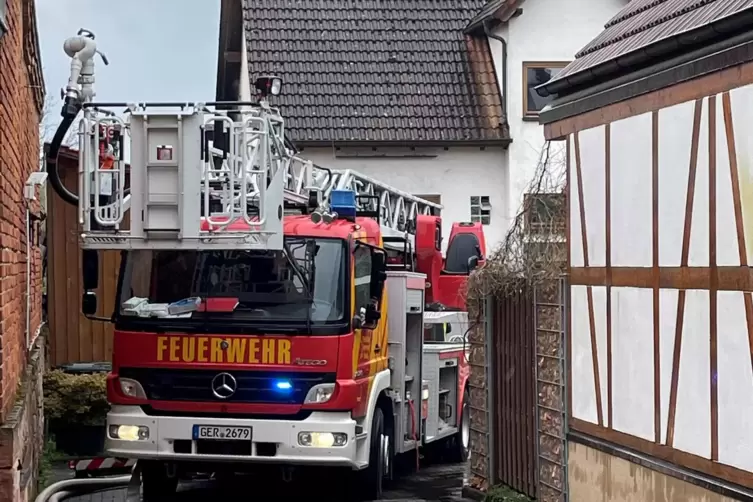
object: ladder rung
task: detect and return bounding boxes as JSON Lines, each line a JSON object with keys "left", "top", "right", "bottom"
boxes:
{"left": 146, "top": 201, "right": 179, "bottom": 207}
{"left": 146, "top": 163, "right": 178, "bottom": 168}
{"left": 148, "top": 194, "right": 179, "bottom": 204}
{"left": 145, "top": 124, "right": 181, "bottom": 131}
{"left": 143, "top": 228, "right": 179, "bottom": 234}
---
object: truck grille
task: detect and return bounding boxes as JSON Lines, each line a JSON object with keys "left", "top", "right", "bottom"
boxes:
{"left": 119, "top": 368, "right": 335, "bottom": 405}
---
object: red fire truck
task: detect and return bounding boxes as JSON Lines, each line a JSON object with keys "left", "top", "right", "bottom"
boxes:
{"left": 47, "top": 31, "right": 486, "bottom": 500}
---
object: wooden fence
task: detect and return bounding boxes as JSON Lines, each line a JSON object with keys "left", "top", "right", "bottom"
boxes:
{"left": 470, "top": 279, "right": 568, "bottom": 502}
{"left": 47, "top": 147, "right": 120, "bottom": 366}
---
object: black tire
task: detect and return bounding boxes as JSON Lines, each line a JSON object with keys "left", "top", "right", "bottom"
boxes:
{"left": 141, "top": 461, "right": 179, "bottom": 501}
{"left": 449, "top": 391, "right": 470, "bottom": 463}
{"left": 357, "top": 407, "right": 387, "bottom": 500}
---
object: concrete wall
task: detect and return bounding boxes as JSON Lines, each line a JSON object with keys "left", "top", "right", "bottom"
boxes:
{"left": 301, "top": 146, "right": 509, "bottom": 253}
{"left": 569, "top": 442, "right": 740, "bottom": 502}
{"left": 487, "top": 0, "right": 627, "bottom": 220}
{"left": 0, "top": 0, "right": 46, "bottom": 499}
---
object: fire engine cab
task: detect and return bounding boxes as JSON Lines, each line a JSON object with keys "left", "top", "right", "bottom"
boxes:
{"left": 47, "top": 30, "right": 486, "bottom": 500}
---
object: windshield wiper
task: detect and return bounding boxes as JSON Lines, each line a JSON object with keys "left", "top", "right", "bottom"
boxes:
{"left": 282, "top": 241, "right": 313, "bottom": 334}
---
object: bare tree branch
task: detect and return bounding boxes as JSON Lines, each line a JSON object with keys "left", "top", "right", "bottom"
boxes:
{"left": 467, "top": 140, "right": 567, "bottom": 303}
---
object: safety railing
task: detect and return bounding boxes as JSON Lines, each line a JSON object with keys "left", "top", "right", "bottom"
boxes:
{"left": 35, "top": 462, "right": 144, "bottom": 502}
{"left": 35, "top": 474, "right": 133, "bottom": 502}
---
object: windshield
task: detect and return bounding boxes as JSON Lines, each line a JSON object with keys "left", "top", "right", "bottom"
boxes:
{"left": 117, "top": 237, "right": 346, "bottom": 325}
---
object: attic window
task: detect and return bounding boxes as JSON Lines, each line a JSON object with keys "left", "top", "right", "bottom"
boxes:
{"left": 522, "top": 61, "right": 569, "bottom": 119}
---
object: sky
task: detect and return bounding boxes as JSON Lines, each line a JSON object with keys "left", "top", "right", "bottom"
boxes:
{"left": 37, "top": 0, "right": 221, "bottom": 117}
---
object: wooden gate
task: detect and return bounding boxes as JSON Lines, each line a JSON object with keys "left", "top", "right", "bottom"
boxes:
{"left": 492, "top": 288, "right": 537, "bottom": 498}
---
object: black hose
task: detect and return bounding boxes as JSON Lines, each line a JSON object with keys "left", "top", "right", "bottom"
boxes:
{"left": 46, "top": 99, "right": 82, "bottom": 206}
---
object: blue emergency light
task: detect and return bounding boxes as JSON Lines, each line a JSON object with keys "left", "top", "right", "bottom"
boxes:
{"left": 274, "top": 380, "right": 293, "bottom": 391}
{"left": 330, "top": 189, "right": 357, "bottom": 219}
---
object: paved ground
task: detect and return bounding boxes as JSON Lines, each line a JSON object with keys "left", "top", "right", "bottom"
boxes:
{"left": 52, "top": 461, "right": 471, "bottom": 502}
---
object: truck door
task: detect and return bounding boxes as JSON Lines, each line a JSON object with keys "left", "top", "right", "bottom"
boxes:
{"left": 352, "top": 243, "right": 388, "bottom": 418}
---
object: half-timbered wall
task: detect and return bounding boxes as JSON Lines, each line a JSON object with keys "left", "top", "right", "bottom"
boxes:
{"left": 565, "top": 83, "right": 753, "bottom": 488}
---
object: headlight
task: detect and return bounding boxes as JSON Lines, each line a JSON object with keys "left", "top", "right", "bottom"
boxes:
{"left": 119, "top": 378, "right": 147, "bottom": 399}
{"left": 303, "top": 383, "right": 335, "bottom": 404}
{"left": 298, "top": 432, "right": 348, "bottom": 448}
{"left": 109, "top": 424, "right": 149, "bottom": 441}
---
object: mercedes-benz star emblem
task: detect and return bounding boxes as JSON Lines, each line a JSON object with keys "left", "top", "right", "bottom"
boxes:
{"left": 211, "top": 372, "right": 237, "bottom": 400}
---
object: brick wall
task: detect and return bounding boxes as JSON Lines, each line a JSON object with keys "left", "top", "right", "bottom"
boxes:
{"left": 0, "top": 0, "right": 46, "bottom": 500}
{"left": 0, "top": 0, "right": 45, "bottom": 421}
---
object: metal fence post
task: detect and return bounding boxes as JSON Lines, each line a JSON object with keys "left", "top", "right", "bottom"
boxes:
{"left": 562, "top": 275, "right": 570, "bottom": 499}
{"left": 484, "top": 295, "right": 495, "bottom": 486}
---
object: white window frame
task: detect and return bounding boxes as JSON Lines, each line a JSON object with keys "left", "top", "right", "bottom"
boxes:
{"left": 522, "top": 61, "right": 570, "bottom": 119}
{"left": 470, "top": 196, "right": 491, "bottom": 225}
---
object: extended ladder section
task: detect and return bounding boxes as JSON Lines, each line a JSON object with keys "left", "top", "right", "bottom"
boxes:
{"left": 77, "top": 101, "right": 441, "bottom": 251}
{"left": 312, "top": 169, "right": 442, "bottom": 248}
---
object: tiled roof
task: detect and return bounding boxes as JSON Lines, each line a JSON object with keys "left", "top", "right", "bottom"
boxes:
{"left": 540, "top": 0, "right": 753, "bottom": 94}
{"left": 242, "top": 0, "right": 508, "bottom": 144}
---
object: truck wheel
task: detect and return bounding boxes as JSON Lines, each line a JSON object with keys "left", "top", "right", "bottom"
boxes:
{"left": 141, "top": 461, "right": 178, "bottom": 501}
{"left": 358, "top": 406, "right": 388, "bottom": 500}
{"left": 449, "top": 391, "right": 470, "bottom": 463}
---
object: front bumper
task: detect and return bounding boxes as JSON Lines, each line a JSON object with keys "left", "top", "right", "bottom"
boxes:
{"left": 105, "top": 406, "right": 359, "bottom": 468}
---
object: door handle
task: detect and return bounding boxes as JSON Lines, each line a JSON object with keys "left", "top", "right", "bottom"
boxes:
{"left": 375, "top": 344, "right": 381, "bottom": 354}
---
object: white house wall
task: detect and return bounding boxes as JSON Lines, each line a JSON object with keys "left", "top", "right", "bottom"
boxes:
{"left": 488, "top": 0, "right": 627, "bottom": 222}
{"left": 301, "top": 146, "right": 508, "bottom": 253}
{"left": 568, "top": 86, "right": 753, "bottom": 475}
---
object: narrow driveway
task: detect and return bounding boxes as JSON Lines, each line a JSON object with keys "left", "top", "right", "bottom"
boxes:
{"left": 60, "top": 462, "right": 470, "bottom": 502}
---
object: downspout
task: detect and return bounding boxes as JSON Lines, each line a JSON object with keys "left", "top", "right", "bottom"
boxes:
{"left": 26, "top": 203, "right": 30, "bottom": 348}
{"left": 482, "top": 20, "right": 511, "bottom": 223}
{"left": 483, "top": 20, "right": 507, "bottom": 119}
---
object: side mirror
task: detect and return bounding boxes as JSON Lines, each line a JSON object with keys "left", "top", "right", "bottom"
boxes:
{"left": 82, "top": 291, "right": 97, "bottom": 316}
{"left": 364, "top": 303, "right": 381, "bottom": 328}
{"left": 352, "top": 315, "right": 364, "bottom": 330}
{"left": 372, "top": 249, "right": 387, "bottom": 281}
{"left": 467, "top": 255, "right": 479, "bottom": 272}
{"left": 82, "top": 249, "right": 99, "bottom": 290}
{"left": 369, "top": 249, "right": 387, "bottom": 299}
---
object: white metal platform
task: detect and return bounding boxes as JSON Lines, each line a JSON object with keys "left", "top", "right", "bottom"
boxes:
{"left": 79, "top": 103, "right": 288, "bottom": 250}
{"left": 76, "top": 100, "right": 442, "bottom": 252}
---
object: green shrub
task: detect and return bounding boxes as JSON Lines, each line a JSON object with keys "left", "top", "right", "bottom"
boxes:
{"left": 484, "top": 485, "right": 534, "bottom": 502}
{"left": 43, "top": 370, "right": 109, "bottom": 426}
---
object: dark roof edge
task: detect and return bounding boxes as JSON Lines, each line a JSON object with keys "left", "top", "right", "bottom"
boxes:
{"left": 537, "top": 8, "right": 753, "bottom": 99}
{"left": 215, "top": 0, "right": 230, "bottom": 101}
{"left": 464, "top": 1, "right": 520, "bottom": 34}
{"left": 215, "top": 0, "right": 243, "bottom": 101}
{"left": 538, "top": 35, "right": 753, "bottom": 126}
{"left": 295, "top": 138, "right": 512, "bottom": 149}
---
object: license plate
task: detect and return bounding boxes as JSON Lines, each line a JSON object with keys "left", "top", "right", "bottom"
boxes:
{"left": 192, "top": 425, "right": 252, "bottom": 441}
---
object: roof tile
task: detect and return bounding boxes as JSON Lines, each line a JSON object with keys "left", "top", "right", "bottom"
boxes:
{"left": 543, "top": 0, "right": 753, "bottom": 91}
{"left": 242, "top": 0, "right": 508, "bottom": 144}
